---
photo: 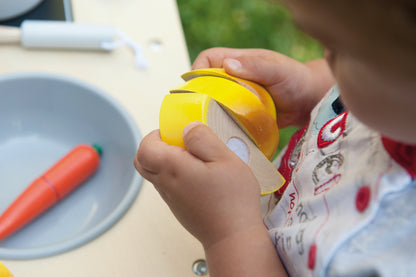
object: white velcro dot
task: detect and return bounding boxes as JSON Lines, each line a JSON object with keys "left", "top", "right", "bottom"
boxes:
{"left": 226, "top": 137, "right": 249, "bottom": 164}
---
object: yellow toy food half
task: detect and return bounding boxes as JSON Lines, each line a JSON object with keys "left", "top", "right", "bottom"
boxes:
{"left": 181, "top": 68, "right": 277, "bottom": 121}
{"left": 160, "top": 93, "right": 284, "bottom": 195}
{"left": 0, "top": 262, "right": 13, "bottom": 277}
{"left": 160, "top": 93, "right": 212, "bottom": 148}
{"left": 171, "top": 69, "right": 279, "bottom": 160}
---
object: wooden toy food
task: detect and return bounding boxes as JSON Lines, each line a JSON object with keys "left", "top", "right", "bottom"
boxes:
{"left": 160, "top": 69, "right": 285, "bottom": 195}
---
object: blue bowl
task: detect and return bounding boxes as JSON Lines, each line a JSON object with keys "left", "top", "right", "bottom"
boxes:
{"left": 0, "top": 72, "right": 143, "bottom": 259}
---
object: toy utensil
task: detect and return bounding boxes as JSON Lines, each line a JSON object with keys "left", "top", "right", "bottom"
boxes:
{"left": 0, "top": 20, "right": 148, "bottom": 69}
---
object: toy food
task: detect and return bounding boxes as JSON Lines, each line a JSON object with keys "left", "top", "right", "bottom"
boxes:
{"left": 171, "top": 68, "right": 279, "bottom": 159}
{"left": 160, "top": 68, "right": 285, "bottom": 195}
{"left": 0, "top": 263, "right": 13, "bottom": 277}
{"left": 0, "top": 261, "right": 13, "bottom": 277}
{"left": 0, "top": 144, "right": 101, "bottom": 242}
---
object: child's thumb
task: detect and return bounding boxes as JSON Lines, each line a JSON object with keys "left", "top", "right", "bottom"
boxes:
{"left": 223, "top": 55, "right": 288, "bottom": 86}
{"left": 183, "top": 121, "right": 230, "bottom": 162}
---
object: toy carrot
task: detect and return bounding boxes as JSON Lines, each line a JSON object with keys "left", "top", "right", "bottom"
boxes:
{"left": 0, "top": 144, "right": 101, "bottom": 242}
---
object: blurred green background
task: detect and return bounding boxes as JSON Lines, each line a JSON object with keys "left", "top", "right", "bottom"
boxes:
{"left": 176, "top": 0, "right": 324, "bottom": 154}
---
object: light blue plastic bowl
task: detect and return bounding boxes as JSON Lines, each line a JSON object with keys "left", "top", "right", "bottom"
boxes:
{"left": 0, "top": 72, "right": 143, "bottom": 259}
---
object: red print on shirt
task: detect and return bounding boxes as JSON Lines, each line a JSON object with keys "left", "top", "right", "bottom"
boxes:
{"left": 276, "top": 124, "right": 308, "bottom": 197}
{"left": 382, "top": 137, "right": 416, "bottom": 179}
{"left": 317, "top": 112, "right": 348, "bottom": 149}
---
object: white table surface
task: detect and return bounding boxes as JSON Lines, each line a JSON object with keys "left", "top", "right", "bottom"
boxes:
{"left": 0, "top": 0, "right": 208, "bottom": 276}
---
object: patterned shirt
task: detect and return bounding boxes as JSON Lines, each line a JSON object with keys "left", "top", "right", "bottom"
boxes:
{"left": 262, "top": 86, "right": 416, "bottom": 277}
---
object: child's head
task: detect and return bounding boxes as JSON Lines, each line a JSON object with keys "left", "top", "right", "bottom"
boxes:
{"left": 282, "top": 0, "right": 416, "bottom": 144}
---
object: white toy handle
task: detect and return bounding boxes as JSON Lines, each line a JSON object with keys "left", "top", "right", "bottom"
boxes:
{"left": 0, "top": 20, "right": 148, "bottom": 69}
{"left": 21, "top": 20, "right": 116, "bottom": 50}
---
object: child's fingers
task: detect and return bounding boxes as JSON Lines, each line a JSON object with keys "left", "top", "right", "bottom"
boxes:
{"left": 134, "top": 123, "right": 238, "bottom": 185}
{"left": 134, "top": 130, "right": 178, "bottom": 177}
{"left": 192, "top": 47, "right": 242, "bottom": 69}
{"left": 192, "top": 47, "right": 269, "bottom": 70}
{"left": 183, "top": 121, "right": 233, "bottom": 163}
{"left": 133, "top": 130, "right": 160, "bottom": 180}
{"left": 223, "top": 51, "right": 302, "bottom": 87}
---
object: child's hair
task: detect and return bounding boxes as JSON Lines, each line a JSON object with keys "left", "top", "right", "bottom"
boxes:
{"left": 385, "top": 0, "right": 416, "bottom": 43}
{"left": 401, "top": 0, "right": 416, "bottom": 21}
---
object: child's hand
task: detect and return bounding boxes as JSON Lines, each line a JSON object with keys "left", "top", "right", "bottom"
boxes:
{"left": 134, "top": 122, "right": 264, "bottom": 248}
{"left": 193, "top": 47, "right": 335, "bottom": 128}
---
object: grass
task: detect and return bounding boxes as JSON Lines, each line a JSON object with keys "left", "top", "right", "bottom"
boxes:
{"left": 176, "top": 0, "right": 324, "bottom": 154}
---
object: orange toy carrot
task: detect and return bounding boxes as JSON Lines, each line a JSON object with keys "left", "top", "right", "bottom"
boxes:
{"left": 0, "top": 144, "right": 101, "bottom": 242}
